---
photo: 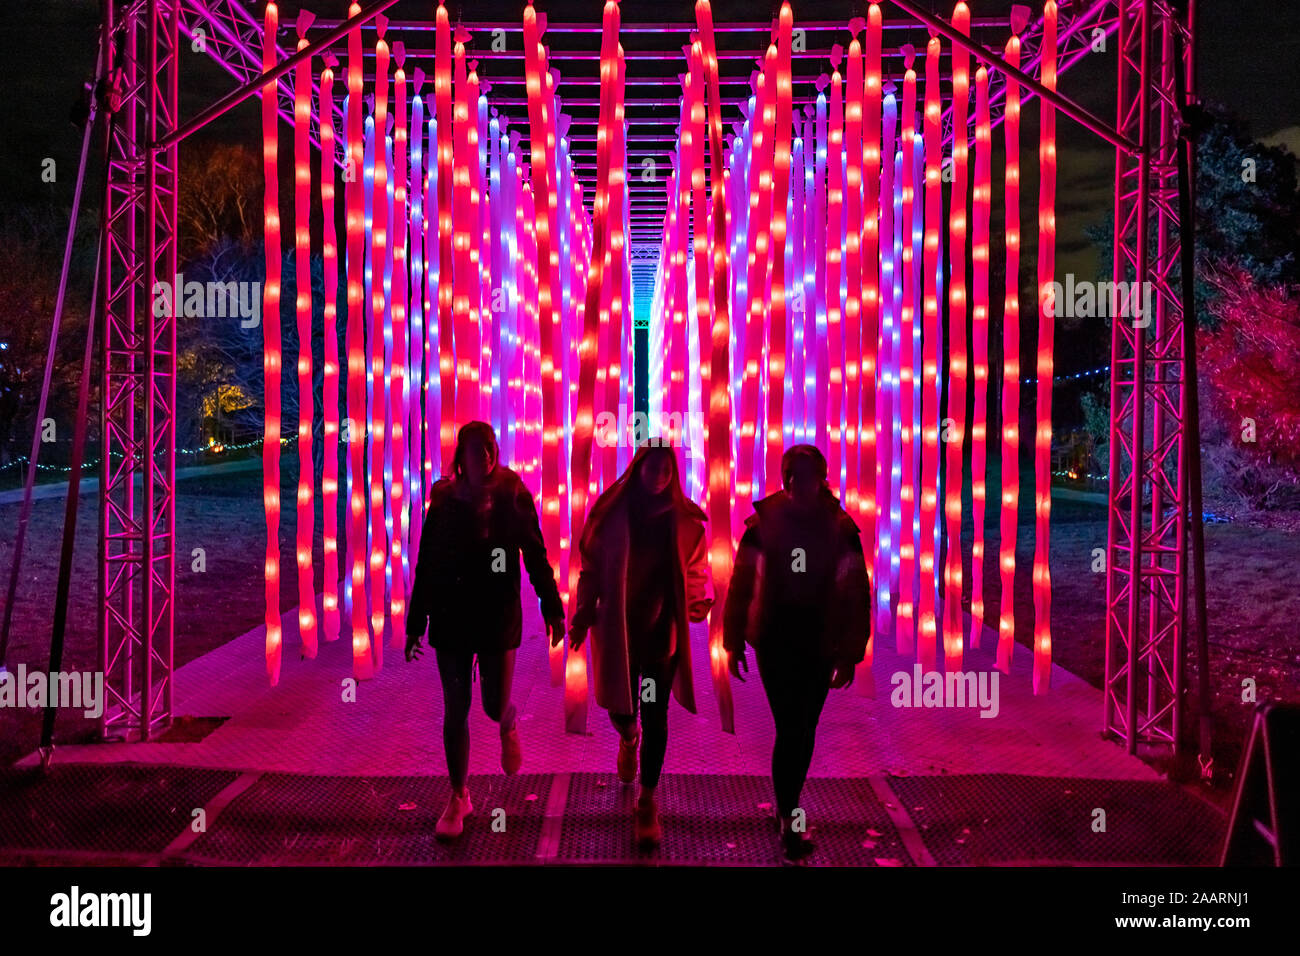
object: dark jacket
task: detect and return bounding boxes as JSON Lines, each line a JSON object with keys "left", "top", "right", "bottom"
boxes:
{"left": 406, "top": 466, "right": 564, "bottom": 654}
{"left": 723, "top": 488, "right": 871, "bottom": 667}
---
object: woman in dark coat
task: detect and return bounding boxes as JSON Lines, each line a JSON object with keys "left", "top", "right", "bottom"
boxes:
{"left": 406, "top": 421, "right": 565, "bottom": 840}
{"left": 567, "top": 441, "right": 712, "bottom": 846}
{"left": 723, "top": 444, "right": 871, "bottom": 861}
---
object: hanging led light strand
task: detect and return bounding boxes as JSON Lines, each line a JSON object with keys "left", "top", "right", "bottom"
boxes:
{"left": 319, "top": 52, "right": 341, "bottom": 645}
{"left": 695, "top": 0, "right": 735, "bottom": 733}
{"left": 996, "top": 12, "right": 1024, "bottom": 674}
{"left": 896, "top": 44, "right": 917, "bottom": 656}
{"left": 917, "top": 31, "right": 942, "bottom": 674}
{"left": 969, "top": 61, "right": 992, "bottom": 646}
{"left": 434, "top": 3, "right": 455, "bottom": 468}
{"left": 389, "top": 41, "right": 409, "bottom": 644}
{"left": 764, "top": 4, "right": 794, "bottom": 493}
{"left": 261, "top": 1, "right": 283, "bottom": 684}
{"left": 842, "top": 21, "right": 863, "bottom": 517}
{"left": 941, "top": 3, "right": 969, "bottom": 673}
{"left": 564, "top": 0, "right": 621, "bottom": 734}
{"left": 345, "top": 2, "right": 373, "bottom": 677}
{"left": 1033, "top": 1, "right": 1058, "bottom": 693}
{"left": 825, "top": 49, "right": 844, "bottom": 503}
{"left": 858, "top": 0, "right": 882, "bottom": 689}
{"left": 368, "top": 17, "right": 391, "bottom": 658}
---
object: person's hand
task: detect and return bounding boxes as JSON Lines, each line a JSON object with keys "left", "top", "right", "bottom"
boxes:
{"left": 688, "top": 597, "right": 714, "bottom": 623}
{"left": 830, "top": 662, "right": 855, "bottom": 689}
{"left": 727, "top": 647, "right": 748, "bottom": 682}
{"left": 405, "top": 630, "right": 424, "bottom": 663}
{"left": 568, "top": 625, "right": 588, "bottom": 651}
{"left": 545, "top": 617, "right": 565, "bottom": 647}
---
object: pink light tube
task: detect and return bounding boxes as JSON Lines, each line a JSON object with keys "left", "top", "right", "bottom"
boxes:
{"left": 941, "top": 3, "right": 969, "bottom": 673}
{"left": 522, "top": 4, "right": 563, "bottom": 611}
{"left": 696, "top": 0, "right": 736, "bottom": 734}
{"left": 451, "top": 34, "right": 475, "bottom": 429}
{"left": 368, "top": 18, "right": 390, "bottom": 659}
{"left": 969, "top": 63, "right": 991, "bottom": 647}
{"left": 435, "top": 3, "right": 455, "bottom": 467}
{"left": 1032, "top": 1, "right": 1057, "bottom": 693}
{"left": 896, "top": 47, "right": 917, "bottom": 656}
{"left": 345, "top": 2, "right": 373, "bottom": 678}
{"left": 996, "top": 23, "right": 1022, "bottom": 675}
{"left": 320, "top": 52, "right": 341, "bottom": 645}
{"left": 262, "top": 1, "right": 283, "bottom": 684}
{"left": 389, "top": 43, "right": 408, "bottom": 644}
{"left": 565, "top": 0, "right": 619, "bottom": 730}
{"left": 407, "top": 72, "right": 426, "bottom": 566}
{"left": 764, "top": 3, "right": 794, "bottom": 492}
{"left": 917, "top": 33, "right": 942, "bottom": 674}
{"left": 689, "top": 41, "right": 709, "bottom": 503}
{"left": 293, "top": 16, "right": 317, "bottom": 659}
{"left": 825, "top": 56, "right": 843, "bottom": 502}
{"left": 858, "top": 1, "right": 882, "bottom": 688}
{"left": 736, "top": 45, "right": 776, "bottom": 511}
{"left": 877, "top": 89, "right": 899, "bottom": 640}
{"left": 843, "top": 26, "right": 862, "bottom": 519}
{"left": 813, "top": 91, "right": 828, "bottom": 452}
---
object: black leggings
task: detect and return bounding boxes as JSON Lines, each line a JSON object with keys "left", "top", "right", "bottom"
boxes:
{"left": 435, "top": 647, "right": 517, "bottom": 791}
{"left": 756, "top": 643, "right": 834, "bottom": 818}
{"left": 609, "top": 655, "right": 677, "bottom": 790}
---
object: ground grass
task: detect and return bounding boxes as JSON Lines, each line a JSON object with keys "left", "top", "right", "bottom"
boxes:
{"left": 961, "top": 465, "right": 1300, "bottom": 806}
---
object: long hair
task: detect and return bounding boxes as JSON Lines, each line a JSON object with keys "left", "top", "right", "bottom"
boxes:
{"left": 579, "top": 441, "right": 705, "bottom": 555}
{"left": 450, "top": 420, "right": 500, "bottom": 480}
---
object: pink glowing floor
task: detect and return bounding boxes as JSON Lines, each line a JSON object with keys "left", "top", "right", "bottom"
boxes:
{"left": 22, "top": 589, "right": 1155, "bottom": 782}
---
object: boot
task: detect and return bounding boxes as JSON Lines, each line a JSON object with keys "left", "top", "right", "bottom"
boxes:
{"left": 616, "top": 727, "right": 640, "bottom": 784}
{"left": 634, "top": 792, "right": 662, "bottom": 846}
{"left": 780, "top": 814, "right": 815, "bottom": 861}
{"left": 501, "top": 725, "right": 522, "bottom": 775}
{"left": 435, "top": 786, "right": 473, "bottom": 840}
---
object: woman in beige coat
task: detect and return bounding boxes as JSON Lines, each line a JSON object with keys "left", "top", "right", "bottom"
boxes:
{"left": 567, "top": 442, "right": 712, "bottom": 845}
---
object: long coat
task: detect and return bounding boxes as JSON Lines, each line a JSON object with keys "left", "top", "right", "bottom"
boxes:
{"left": 572, "top": 495, "right": 711, "bottom": 716}
{"left": 722, "top": 488, "right": 871, "bottom": 666}
{"left": 406, "top": 466, "right": 564, "bottom": 656}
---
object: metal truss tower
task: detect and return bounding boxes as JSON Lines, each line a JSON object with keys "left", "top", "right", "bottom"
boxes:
{"left": 1104, "top": 0, "right": 1198, "bottom": 756}
{"left": 98, "top": 0, "right": 179, "bottom": 740}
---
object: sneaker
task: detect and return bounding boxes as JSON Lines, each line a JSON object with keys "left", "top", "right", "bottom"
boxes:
{"left": 616, "top": 729, "right": 640, "bottom": 784}
{"left": 501, "top": 725, "right": 522, "bottom": 775}
{"left": 780, "top": 817, "right": 815, "bottom": 861}
{"left": 634, "top": 794, "right": 662, "bottom": 847}
{"left": 435, "top": 787, "right": 473, "bottom": 840}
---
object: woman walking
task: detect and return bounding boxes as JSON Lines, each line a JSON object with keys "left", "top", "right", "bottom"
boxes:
{"left": 567, "top": 441, "right": 713, "bottom": 846}
{"left": 406, "top": 421, "right": 565, "bottom": 840}
{"left": 723, "top": 444, "right": 871, "bottom": 861}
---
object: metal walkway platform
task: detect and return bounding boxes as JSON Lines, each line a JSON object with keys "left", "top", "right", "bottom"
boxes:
{"left": 1, "top": 595, "right": 1226, "bottom": 865}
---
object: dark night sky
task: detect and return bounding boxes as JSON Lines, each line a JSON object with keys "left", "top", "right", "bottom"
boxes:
{"left": 2, "top": 0, "right": 1296, "bottom": 387}
{"left": 5, "top": 0, "right": 1296, "bottom": 234}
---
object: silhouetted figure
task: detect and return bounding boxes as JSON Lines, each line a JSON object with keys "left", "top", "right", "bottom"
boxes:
{"left": 406, "top": 421, "right": 564, "bottom": 840}
{"left": 567, "top": 441, "right": 712, "bottom": 846}
{"left": 724, "top": 444, "right": 871, "bottom": 861}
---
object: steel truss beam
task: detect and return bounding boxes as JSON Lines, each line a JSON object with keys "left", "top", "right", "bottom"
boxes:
{"left": 92, "top": 0, "right": 1199, "bottom": 762}
{"left": 99, "top": 0, "right": 178, "bottom": 740}
{"left": 1104, "top": 0, "right": 1193, "bottom": 755}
